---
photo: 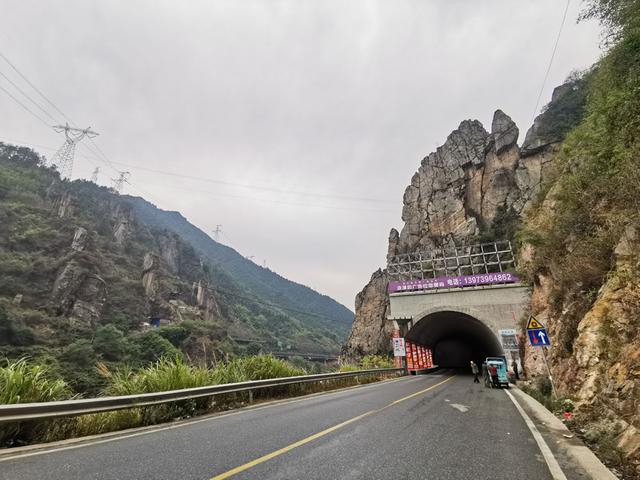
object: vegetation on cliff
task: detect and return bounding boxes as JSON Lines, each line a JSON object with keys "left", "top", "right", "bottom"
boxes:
{"left": 0, "top": 144, "right": 350, "bottom": 395}
{"left": 518, "top": 1, "right": 640, "bottom": 474}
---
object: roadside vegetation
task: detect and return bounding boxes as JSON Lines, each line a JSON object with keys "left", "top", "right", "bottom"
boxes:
{"left": 0, "top": 355, "right": 397, "bottom": 447}
{"left": 339, "top": 354, "right": 394, "bottom": 372}
{"left": 518, "top": 2, "right": 640, "bottom": 476}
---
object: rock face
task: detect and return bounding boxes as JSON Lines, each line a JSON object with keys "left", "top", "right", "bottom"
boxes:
{"left": 112, "top": 203, "right": 134, "bottom": 245}
{"left": 341, "top": 269, "right": 392, "bottom": 362}
{"left": 51, "top": 260, "right": 107, "bottom": 325}
{"left": 392, "top": 109, "right": 545, "bottom": 257}
{"left": 343, "top": 105, "right": 562, "bottom": 361}
{"left": 522, "top": 222, "right": 640, "bottom": 464}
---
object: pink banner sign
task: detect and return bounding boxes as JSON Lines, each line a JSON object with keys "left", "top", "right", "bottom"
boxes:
{"left": 388, "top": 272, "right": 519, "bottom": 293}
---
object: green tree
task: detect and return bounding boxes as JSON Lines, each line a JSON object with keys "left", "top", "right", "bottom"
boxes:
{"left": 132, "top": 331, "right": 183, "bottom": 364}
{"left": 93, "top": 325, "right": 129, "bottom": 361}
{"left": 0, "top": 306, "right": 35, "bottom": 347}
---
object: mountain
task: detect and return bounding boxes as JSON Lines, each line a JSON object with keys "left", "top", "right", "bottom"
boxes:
{"left": 126, "top": 197, "right": 353, "bottom": 340}
{"left": 0, "top": 144, "right": 352, "bottom": 393}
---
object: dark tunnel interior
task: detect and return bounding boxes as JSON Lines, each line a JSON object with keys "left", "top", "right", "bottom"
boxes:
{"left": 406, "top": 311, "right": 504, "bottom": 368}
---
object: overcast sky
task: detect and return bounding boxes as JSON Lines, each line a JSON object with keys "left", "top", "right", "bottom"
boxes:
{"left": 1, "top": 1, "right": 602, "bottom": 309}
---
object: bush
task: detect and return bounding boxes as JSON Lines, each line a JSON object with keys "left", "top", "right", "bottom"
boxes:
{"left": 361, "top": 354, "right": 394, "bottom": 369}
{"left": 131, "top": 331, "right": 183, "bottom": 364}
{"left": 93, "top": 325, "right": 129, "bottom": 361}
{"left": 0, "top": 307, "right": 36, "bottom": 347}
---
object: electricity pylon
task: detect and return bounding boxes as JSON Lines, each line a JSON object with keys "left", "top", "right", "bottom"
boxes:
{"left": 90, "top": 167, "right": 100, "bottom": 183}
{"left": 50, "top": 123, "right": 99, "bottom": 179}
{"left": 213, "top": 225, "right": 223, "bottom": 241}
{"left": 111, "top": 171, "right": 130, "bottom": 194}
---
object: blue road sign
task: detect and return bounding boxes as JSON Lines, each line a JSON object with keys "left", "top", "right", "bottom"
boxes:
{"left": 528, "top": 328, "right": 551, "bottom": 347}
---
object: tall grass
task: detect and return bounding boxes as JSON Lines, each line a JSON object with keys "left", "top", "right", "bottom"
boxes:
{"left": 2, "top": 355, "right": 395, "bottom": 446}
{"left": 0, "top": 358, "right": 73, "bottom": 446}
{"left": 0, "top": 358, "right": 72, "bottom": 404}
{"left": 76, "top": 355, "right": 306, "bottom": 436}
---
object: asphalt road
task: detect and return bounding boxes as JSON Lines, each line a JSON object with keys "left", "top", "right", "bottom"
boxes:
{"left": 0, "top": 372, "right": 559, "bottom": 480}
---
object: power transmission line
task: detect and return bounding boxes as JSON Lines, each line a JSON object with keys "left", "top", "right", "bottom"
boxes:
{"left": 0, "top": 83, "right": 51, "bottom": 128}
{"left": 0, "top": 69, "right": 58, "bottom": 123}
{"left": 531, "top": 0, "right": 571, "bottom": 122}
{"left": 0, "top": 50, "right": 72, "bottom": 124}
{"left": 0, "top": 50, "right": 163, "bottom": 206}
{"left": 106, "top": 160, "right": 395, "bottom": 205}
{"left": 135, "top": 179, "right": 396, "bottom": 213}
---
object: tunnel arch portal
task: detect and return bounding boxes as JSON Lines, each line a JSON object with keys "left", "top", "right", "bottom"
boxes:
{"left": 406, "top": 309, "right": 504, "bottom": 368}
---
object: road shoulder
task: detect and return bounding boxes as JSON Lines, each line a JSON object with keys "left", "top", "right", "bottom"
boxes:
{"left": 510, "top": 387, "right": 618, "bottom": 480}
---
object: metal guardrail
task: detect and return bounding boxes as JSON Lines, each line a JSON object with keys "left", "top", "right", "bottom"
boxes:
{"left": 0, "top": 368, "right": 404, "bottom": 423}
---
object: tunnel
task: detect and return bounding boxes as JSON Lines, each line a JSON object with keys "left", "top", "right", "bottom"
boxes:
{"left": 406, "top": 310, "right": 503, "bottom": 368}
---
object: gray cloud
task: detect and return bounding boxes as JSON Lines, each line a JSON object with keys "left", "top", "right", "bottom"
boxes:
{"left": 0, "top": 0, "right": 602, "bottom": 308}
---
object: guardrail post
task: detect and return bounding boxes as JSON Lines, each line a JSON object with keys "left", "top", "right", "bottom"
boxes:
{"left": 248, "top": 390, "right": 254, "bottom": 404}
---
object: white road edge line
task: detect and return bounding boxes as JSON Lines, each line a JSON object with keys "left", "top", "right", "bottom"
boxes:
{"left": 0, "top": 374, "right": 430, "bottom": 463}
{"left": 505, "top": 389, "right": 568, "bottom": 480}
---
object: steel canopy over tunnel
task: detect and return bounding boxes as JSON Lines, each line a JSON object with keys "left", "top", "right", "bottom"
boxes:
{"left": 406, "top": 310, "right": 503, "bottom": 368}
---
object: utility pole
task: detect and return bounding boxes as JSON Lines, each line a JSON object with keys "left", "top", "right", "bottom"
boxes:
{"left": 111, "top": 171, "right": 130, "bottom": 194}
{"left": 90, "top": 167, "right": 100, "bottom": 183}
{"left": 50, "top": 123, "right": 99, "bottom": 179}
{"left": 213, "top": 225, "right": 223, "bottom": 242}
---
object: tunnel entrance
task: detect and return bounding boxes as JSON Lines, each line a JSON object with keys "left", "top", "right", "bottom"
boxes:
{"left": 406, "top": 310, "right": 503, "bottom": 368}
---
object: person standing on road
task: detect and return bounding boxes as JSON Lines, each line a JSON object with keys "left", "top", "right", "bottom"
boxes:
{"left": 470, "top": 361, "right": 480, "bottom": 383}
{"left": 488, "top": 363, "right": 499, "bottom": 387}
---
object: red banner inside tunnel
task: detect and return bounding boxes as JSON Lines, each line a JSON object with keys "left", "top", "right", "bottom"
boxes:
{"left": 404, "top": 340, "right": 433, "bottom": 371}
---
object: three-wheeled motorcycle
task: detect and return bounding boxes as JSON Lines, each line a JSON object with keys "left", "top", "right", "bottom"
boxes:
{"left": 484, "top": 357, "right": 510, "bottom": 388}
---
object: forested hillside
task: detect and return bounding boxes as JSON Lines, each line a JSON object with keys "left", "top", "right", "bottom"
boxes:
{"left": 128, "top": 197, "right": 353, "bottom": 339}
{"left": 0, "top": 144, "right": 352, "bottom": 393}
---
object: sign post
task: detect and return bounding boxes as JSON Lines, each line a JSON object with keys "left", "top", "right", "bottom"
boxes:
{"left": 526, "top": 316, "right": 558, "bottom": 399}
{"left": 391, "top": 330, "right": 405, "bottom": 370}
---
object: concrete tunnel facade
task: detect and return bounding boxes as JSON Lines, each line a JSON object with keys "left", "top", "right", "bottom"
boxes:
{"left": 388, "top": 284, "right": 530, "bottom": 368}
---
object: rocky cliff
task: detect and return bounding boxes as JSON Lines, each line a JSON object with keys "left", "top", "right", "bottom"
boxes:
{"left": 342, "top": 77, "right": 587, "bottom": 361}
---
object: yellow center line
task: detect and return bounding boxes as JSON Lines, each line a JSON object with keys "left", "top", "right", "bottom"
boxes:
{"left": 210, "top": 375, "right": 455, "bottom": 480}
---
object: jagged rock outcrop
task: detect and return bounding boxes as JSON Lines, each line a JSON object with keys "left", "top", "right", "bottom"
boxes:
{"left": 392, "top": 109, "right": 546, "bottom": 257}
{"left": 158, "top": 234, "right": 180, "bottom": 274}
{"left": 194, "top": 280, "right": 221, "bottom": 321}
{"left": 50, "top": 260, "right": 107, "bottom": 325}
{"left": 53, "top": 191, "right": 75, "bottom": 218}
{"left": 142, "top": 252, "right": 159, "bottom": 297}
{"left": 341, "top": 269, "right": 392, "bottom": 362}
{"left": 521, "top": 83, "right": 578, "bottom": 156}
{"left": 343, "top": 96, "right": 571, "bottom": 360}
{"left": 111, "top": 203, "right": 134, "bottom": 245}
{"left": 71, "top": 227, "right": 88, "bottom": 252}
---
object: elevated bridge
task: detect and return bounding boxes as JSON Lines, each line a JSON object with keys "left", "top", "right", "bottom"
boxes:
{"left": 387, "top": 241, "right": 528, "bottom": 369}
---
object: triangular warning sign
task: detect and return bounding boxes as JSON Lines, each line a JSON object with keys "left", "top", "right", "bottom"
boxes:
{"left": 526, "top": 316, "right": 544, "bottom": 330}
